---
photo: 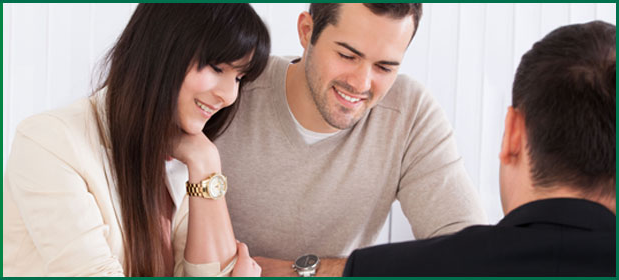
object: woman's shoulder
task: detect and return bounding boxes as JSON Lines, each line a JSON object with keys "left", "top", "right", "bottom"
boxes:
{"left": 13, "top": 97, "right": 103, "bottom": 162}
{"left": 16, "top": 97, "right": 96, "bottom": 138}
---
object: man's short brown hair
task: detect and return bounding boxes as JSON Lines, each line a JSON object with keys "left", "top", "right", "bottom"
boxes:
{"left": 308, "top": 3, "right": 423, "bottom": 45}
{"left": 512, "top": 20, "right": 616, "bottom": 197}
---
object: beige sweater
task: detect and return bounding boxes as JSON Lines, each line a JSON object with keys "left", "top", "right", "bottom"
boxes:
{"left": 213, "top": 56, "right": 487, "bottom": 260}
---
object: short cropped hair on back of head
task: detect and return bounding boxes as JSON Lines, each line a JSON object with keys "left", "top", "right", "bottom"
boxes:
{"left": 308, "top": 3, "right": 423, "bottom": 45}
{"left": 512, "top": 20, "right": 616, "bottom": 198}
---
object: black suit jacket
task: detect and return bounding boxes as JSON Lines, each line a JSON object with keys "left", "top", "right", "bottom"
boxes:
{"left": 344, "top": 198, "right": 615, "bottom": 276}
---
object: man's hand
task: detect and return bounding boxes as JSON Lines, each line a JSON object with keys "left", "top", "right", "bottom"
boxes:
{"left": 254, "top": 256, "right": 347, "bottom": 277}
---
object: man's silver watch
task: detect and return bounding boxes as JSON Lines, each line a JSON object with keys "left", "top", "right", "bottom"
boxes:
{"left": 292, "top": 254, "right": 320, "bottom": 277}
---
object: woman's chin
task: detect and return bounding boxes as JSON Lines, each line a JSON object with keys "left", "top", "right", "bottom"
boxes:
{"left": 180, "top": 122, "right": 206, "bottom": 135}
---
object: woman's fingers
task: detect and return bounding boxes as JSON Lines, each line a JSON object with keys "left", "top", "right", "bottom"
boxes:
{"left": 237, "top": 241, "right": 250, "bottom": 258}
{"left": 231, "top": 241, "right": 261, "bottom": 277}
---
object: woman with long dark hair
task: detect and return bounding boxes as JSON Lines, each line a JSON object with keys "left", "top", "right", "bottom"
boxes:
{"left": 3, "top": 4, "right": 270, "bottom": 276}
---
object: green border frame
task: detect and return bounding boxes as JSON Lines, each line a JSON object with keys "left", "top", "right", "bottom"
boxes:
{"left": 1, "top": 2, "right": 616, "bottom": 279}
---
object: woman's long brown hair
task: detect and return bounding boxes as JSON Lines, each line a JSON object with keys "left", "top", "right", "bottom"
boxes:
{"left": 96, "top": 4, "right": 269, "bottom": 276}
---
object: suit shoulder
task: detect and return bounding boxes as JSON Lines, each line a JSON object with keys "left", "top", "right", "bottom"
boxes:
{"left": 346, "top": 225, "right": 496, "bottom": 276}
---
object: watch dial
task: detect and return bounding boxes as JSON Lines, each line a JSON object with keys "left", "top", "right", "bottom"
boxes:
{"left": 208, "top": 175, "right": 225, "bottom": 198}
{"left": 295, "top": 254, "right": 318, "bottom": 268}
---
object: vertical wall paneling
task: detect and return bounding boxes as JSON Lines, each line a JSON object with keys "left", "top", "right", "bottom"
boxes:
{"left": 479, "top": 4, "right": 514, "bottom": 224}
{"left": 3, "top": 3, "right": 613, "bottom": 244}
{"left": 9, "top": 4, "right": 49, "bottom": 165}
{"left": 74, "top": 4, "right": 94, "bottom": 103}
{"left": 45, "top": 6, "right": 51, "bottom": 109}
{"left": 425, "top": 4, "right": 459, "bottom": 125}
{"left": 540, "top": 3, "right": 569, "bottom": 37}
{"left": 596, "top": 3, "right": 616, "bottom": 24}
{"left": 263, "top": 3, "right": 307, "bottom": 56}
{"left": 91, "top": 4, "right": 135, "bottom": 92}
{"left": 88, "top": 4, "right": 94, "bottom": 85}
{"left": 454, "top": 3, "right": 486, "bottom": 192}
{"left": 390, "top": 201, "right": 415, "bottom": 242}
{"left": 92, "top": 4, "right": 135, "bottom": 62}
{"left": 48, "top": 4, "right": 69, "bottom": 109}
{"left": 374, "top": 210, "right": 390, "bottom": 245}
{"left": 513, "top": 4, "right": 541, "bottom": 74}
{"left": 403, "top": 4, "right": 432, "bottom": 86}
{"left": 3, "top": 4, "right": 12, "bottom": 168}
{"left": 250, "top": 3, "right": 271, "bottom": 28}
{"left": 569, "top": 3, "right": 596, "bottom": 24}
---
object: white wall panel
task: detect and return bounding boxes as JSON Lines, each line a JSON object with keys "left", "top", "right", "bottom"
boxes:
{"left": 48, "top": 4, "right": 90, "bottom": 109}
{"left": 3, "top": 3, "right": 614, "bottom": 247}
{"left": 596, "top": 3, "right": 617, "bottom": 24}
{"left": 390, "top": 201, "right": 415, "bottom": 243}
{"left": 570, "top": 3, "right": 596, "bottom": 24}
{"left": 92, "top": 4, "right": 136, "bottom": 68}
{"left": 256, "top": 3, "right": 307, "bottom": 56}
{"left": 425, "top": 4, "right": 460, "bottom": 125}
{"left": 374, "top": 210, "right": 391, "bottom": 244}
{"left": 479, "top": 4, "right": 514, "bottom": 224}
{"left": 513, "top": 4, "right": 541, "bottom": 72}
{"left": 66, "top": 4, "right": 93, "bottom": 104}
{"left": 541, "top": 3, "right": 570, "bottom": 36}
{"left": 403, "top": 4, "right": 432, "bottom": 86}
{"left": 3, "top": 4, "right": 12, "bottom": 168}
{"left": 9, "top": 4, "right": 49, "bottom": 160}
{"left": 455, "top": 3, "right": 486, "bottom": 193}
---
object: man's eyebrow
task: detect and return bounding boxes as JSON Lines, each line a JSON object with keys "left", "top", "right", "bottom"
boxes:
{"left": 336, "top": 41, "right": 365, "bottom": 58}
{"left": 335, "top": 41, "right": 400, "bottom": 66}
{"left": 377, "top": 60, "right": 400, "bottom": 66}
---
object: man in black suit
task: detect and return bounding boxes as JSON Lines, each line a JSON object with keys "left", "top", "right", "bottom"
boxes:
{"left": 343, "top": 20, "right": 616, "bottom": 277}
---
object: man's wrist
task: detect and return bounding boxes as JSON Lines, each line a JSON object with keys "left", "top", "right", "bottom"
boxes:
{"left": 291, "top": 257, "right": 347, "bottom": 277}
{"left": 292, "top": 254, "right": 320, "bottom": 276}
{"left": 314, "top": 258, "right": 347, "bottom": 277}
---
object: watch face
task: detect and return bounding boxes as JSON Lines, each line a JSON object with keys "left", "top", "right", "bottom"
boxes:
{"left": 207, "top": 174, "right": 227, "bottom": 198}
{"left": 295, "top": 254, "right": 319, "bottom": 269}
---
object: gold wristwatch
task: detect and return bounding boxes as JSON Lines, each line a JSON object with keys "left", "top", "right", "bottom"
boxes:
{"left": 186, "top": 173, "right": 228, "bottom": 199}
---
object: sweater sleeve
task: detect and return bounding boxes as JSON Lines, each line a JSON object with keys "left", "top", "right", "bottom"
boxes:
{"left": 396, "top": 88, "right": 487, "bottom": 239}
{"left": 5, "top": 118, "right": 125, "bottom": 276}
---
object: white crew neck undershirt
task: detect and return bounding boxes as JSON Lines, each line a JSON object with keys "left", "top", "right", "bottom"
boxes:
{"left": 286, "top": 99, "right": 339, "bottom": 145}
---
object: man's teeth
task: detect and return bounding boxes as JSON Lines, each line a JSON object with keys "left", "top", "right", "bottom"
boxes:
{"left": 335, "top": 88, "right": 361, "bottom": 103}
{"left": 195, "top": 100, "right": 214, "bottom": 114}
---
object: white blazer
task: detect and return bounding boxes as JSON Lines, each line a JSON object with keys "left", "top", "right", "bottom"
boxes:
{"left": 3, "top": 95, "right": 232, "bottom": 276}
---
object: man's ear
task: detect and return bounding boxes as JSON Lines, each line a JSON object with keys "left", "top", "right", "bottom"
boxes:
{"left": 297, "top": 11, "right": 313, "bottom": 49}
{"left": 499, "top": 106, "right": 525, "bottom": 164}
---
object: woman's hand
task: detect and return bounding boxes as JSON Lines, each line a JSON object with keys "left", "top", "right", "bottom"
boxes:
{"left": 171, "top": 132, "right": 221, "bottom": 182}
{"left": 231, "top": 241, "right": 261, "bottom": 277}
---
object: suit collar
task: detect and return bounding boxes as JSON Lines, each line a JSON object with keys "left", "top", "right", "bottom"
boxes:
{"left": 498, "top": 198, "right": 615, "bottom": 231}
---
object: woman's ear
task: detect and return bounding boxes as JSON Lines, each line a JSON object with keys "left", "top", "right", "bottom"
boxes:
{"left": 499, "top": 106, "right": 525, "bottom": 165}
{"left": 297, "top": 11, "right": 313, "bottom": 49}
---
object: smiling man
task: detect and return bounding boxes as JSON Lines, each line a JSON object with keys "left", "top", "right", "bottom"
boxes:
{"left": 213, "top": 3, "right": 486, "bottom": 276}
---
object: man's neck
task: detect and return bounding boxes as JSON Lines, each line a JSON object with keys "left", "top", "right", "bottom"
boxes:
{"left": 285, "top": 60, "right": 340, "bottom": 133}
